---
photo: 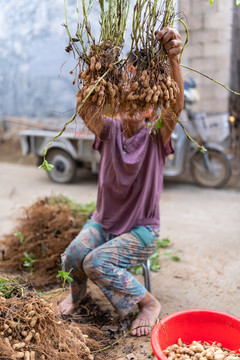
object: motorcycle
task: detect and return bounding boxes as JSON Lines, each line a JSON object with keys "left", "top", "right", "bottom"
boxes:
{"left": 164, "top": 78, "right": 232, "bottom": 188}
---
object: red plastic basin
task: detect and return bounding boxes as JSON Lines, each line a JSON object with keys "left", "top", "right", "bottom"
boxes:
{"left": 151, "top": 309, "right": 240, "bottom": 360}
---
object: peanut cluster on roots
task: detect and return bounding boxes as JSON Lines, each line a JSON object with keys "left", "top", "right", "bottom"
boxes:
{"left": 76, "top": 45, "right": 122, "bottom": 116}
{"left": 120, "top": 67, "right": 180, "bottom": 117}
{"left": 164, "top": 338, "right": 240, "bottom": 360}
{"left": 75, "top": 47, "right": 180, "bottom": 126}
{"left": 0, "top": 292, "right": 93, "bottom": 360}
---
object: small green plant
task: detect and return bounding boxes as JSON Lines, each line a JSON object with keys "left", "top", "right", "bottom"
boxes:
{"left": 157, "top": 237, "right": 170, "bottom": 248}
{"left": 39, "top": 159, "right": 54, "bottom": 172}
{"left": 164, "top": 249, "right": 181, "bottom": 262}
{"left": 14, "top": 231, "right": 25, "bottom": 244}
{"left": 21, "top": 252, "right": 37, "bottom": 275}
{"left": 149, "top": 251, "right": 161, "bottom": 271}
{"left": 56, "top": 270, "right": 73, "bottom": 290}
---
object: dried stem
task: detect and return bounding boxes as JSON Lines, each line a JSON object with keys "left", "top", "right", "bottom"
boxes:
{"left": 181, "top": 64, "right": 240, "bottom": 96}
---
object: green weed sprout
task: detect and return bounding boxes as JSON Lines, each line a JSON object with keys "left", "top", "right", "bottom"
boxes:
{"left": 21, "top": 253, "right": 37, "bottom": 275}
{"left": 14, "top": 232, "right": 25, "bottom": 244}
{"left": 56, "top": 270, "right": 73, "bottom": 290}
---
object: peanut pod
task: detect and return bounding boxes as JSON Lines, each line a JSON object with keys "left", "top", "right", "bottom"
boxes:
{"left": 12, "top": 342, "right": 26, "bottom": 350}
{"left": 95, "top": 62, "right": 101, "bottom": 71}
{"left": 90, "top": 56, "right": 96, "bottom": 72}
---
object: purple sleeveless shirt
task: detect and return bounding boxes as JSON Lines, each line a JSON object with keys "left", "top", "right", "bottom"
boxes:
{"left": 92, "top": 117, "right": 173, "bottom": 235}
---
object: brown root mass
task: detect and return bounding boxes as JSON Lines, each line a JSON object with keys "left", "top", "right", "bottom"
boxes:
{"left": 75, "top": 43, "right": 180, "bottom": 129}
{"left": 0, "top": 288, "right": 94, "bottom": 360}
{"left": 0, "top": 196, "right": 90, "bottom": 288}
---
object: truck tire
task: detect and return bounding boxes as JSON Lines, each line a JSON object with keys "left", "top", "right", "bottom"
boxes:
{"left": 190, "top": 149, "right": 232, "bottom": 188}
{"left": 46, "top": 149, "right": 77, "bottom": 183}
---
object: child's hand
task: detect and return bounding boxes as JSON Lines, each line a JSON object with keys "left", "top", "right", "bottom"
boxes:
{"left": 155, "top": 27, "right": 182, "bottom": 61}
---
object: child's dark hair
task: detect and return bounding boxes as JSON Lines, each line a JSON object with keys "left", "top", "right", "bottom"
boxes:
{"left": 127, "top": 49, "right": 147, "bottom": 67}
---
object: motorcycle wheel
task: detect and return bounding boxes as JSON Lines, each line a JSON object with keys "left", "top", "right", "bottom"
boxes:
{"left": 190, "top": 149, "right": 232, "bottom": 188}
{"left": 46, "top": 148, "right": 77, "bottom": 183}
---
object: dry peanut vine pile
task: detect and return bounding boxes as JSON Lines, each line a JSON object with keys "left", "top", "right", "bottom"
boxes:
{"left": 164, "top": 339, "right": 240, "bottom": 360}
{"left": 0, "top": 284, "right": 94, "bottom": 360}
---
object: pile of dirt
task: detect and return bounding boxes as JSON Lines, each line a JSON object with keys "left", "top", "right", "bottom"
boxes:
{"left": 0, "top": 196, "right": 95, "bottom": 288}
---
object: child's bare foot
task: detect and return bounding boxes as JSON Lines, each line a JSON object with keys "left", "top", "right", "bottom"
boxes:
{"left": 58, "top": 293, "right": 77, "bottom": 315}
{"left": 58, "top": 290, "right": 87, "bottom": 315}
{"left": 130, "top": 291, "right": 161, "bottom": 337}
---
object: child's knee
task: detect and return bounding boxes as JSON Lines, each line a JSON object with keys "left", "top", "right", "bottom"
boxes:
{"left": 62, "top": 242, "right": 87, "bottom": 270}
{"left": 82, "top": 252, "right": 103, "bottom": 279}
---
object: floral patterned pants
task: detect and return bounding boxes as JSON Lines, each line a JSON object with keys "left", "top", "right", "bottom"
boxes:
{"left": 61, "top": 219, "right": 159, "bottom": 315}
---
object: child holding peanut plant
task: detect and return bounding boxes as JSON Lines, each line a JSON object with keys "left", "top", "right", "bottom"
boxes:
{"left": 59, "top": 27, "right": 184, "bottom": 337}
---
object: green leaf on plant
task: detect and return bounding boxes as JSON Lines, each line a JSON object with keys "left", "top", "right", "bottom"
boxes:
{"left": 200, "top": 146, "right": 207, "bottom": 153}
{"left": 22, "top": 253, "right": 36, "bottom": 263}
{"left": 157, "top": 237, "right": 170, "bottom": 248}
{"left": 14, "top": 232, "right": 25, "bottom": 244}
{"left": 149, "top": 251, "right": 160, "bottom": 262}
{"left": 164, "top": 249, "right": 172, "bottom": 259}
{"left": 21, "top": 253, "right": 36, "bottom": 274}
{"left": 56, "top": 270, "right": 73, "bottom": 282}
{"left": 150, "top": 263, "right": 161, "bottom": 271}
{"left": 172, "top": 254, "right": 181, "bottom": 262}
{"left": 209, "top": 0, "right": 215, "bottom": 4}
{"left": 56, "top": 270, "right": 65, "bottom": 278}
{"left": 39, "top": 159, "right": 54, "bottom": 172}
{"left": 155, "top": 118, "right": 164, "bottom": 131}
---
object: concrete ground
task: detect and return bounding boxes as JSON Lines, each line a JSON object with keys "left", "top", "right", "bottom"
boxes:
{"left": 0, "top": 161, "right": 240, "bottom": 359}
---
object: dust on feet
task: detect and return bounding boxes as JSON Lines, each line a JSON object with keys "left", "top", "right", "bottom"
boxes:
{"left": 57, "top": 293, "right": 77, "bottom": 315}
{"left": 130, "top": 292, "right": 161, "bottom": 337}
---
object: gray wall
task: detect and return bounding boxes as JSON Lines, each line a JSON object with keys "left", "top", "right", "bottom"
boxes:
{"left": 0, "top": 0, "right": 78, "bottom": 119}
{"left": 179, "top": 0, "right": 234, "bottom": 114}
